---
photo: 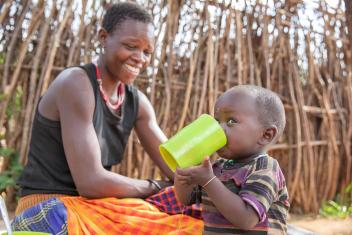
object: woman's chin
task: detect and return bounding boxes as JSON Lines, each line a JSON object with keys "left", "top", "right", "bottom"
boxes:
{"left": 120, "top": 76, "right": 137, "bottom": 85}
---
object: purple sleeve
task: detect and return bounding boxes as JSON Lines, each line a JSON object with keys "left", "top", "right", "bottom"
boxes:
{"left": 240, "top": 193, "right": 267, "bottom": 222}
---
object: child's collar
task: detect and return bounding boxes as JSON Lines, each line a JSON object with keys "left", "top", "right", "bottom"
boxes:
{"left": 224, "top": 153, "right": 268, "bottom": 166}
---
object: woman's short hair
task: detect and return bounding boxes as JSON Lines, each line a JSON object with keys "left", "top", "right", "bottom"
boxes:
{"left": 102, "top": 2, "right": 153, "bottom": 33}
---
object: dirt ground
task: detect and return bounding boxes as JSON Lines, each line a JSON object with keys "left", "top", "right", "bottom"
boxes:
{"left": 289, "top": 214, "right": 352, "bottom": 235}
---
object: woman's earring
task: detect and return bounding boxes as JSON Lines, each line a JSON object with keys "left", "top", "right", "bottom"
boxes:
{"left": 101, "top": 46, "right": 105, "bottom": 55}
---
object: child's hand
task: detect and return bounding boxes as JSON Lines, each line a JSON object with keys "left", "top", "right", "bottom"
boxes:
{"left": 174, "top": 168, "right": 192, "bottom": 186}
{"left": 175, "top": 157, "right": 215, "bottom": 186}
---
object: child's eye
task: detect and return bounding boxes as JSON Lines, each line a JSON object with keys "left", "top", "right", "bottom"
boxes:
{"left": 227, "top": 119, "right": 237, "bottom": 126}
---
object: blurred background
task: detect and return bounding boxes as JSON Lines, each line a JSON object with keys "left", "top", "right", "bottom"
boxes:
{"left": 0, "top": 0, "right": 351, "bottom": 233}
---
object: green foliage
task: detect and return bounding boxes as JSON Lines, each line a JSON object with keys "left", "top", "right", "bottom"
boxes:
{"left": 319, "top": 182, "right": 352, "bottom": 219}
{"left": 0, "top": 148, "right": 23, "bottom": 192}
{"left": 0, "top": 52, "right": 5, "bottom": 65}
{"left": 320, "top": 201, "right": 352, "bottom": 219}
{"left": 346, "top": 182, "right": 352, "bottom": 194}
{"left": 0, "top": 92, "right": 5, "bottom": 102}
{"left": 6, "top": 86, "right": 23, "bottom": 119}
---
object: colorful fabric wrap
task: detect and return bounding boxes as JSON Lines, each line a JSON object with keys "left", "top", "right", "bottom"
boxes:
{"left": 11, "top": 186, "right": 203, "bottom": 235}
{"left": 11, "top": 197, "right": 68, "bottom": 234}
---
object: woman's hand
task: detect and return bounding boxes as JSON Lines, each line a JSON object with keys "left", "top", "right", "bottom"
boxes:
{"left": 175, "top": 157, "right": 214, "bottom": 186}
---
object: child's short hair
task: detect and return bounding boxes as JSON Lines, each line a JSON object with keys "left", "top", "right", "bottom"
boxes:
{"left": 233, "top": 85, "right": 286, "bottom": 140}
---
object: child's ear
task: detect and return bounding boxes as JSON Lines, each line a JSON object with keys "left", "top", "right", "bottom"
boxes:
{"left": 258, "top": 126, "right": 277, "bottom": 146}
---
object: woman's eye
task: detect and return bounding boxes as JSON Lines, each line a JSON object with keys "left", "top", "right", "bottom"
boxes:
{"left": 227, "top": 119, "right": 237, "bottom": 126}
{"left": 143, "top": 50, "right": 152, "bottom": 56}
{"left": 125, "top": 44, "right": 136, "bottom": 49}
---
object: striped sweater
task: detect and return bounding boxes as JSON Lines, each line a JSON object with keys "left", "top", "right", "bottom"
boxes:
{"left": 199, "top": 155, "right": 289, "bottom": 234}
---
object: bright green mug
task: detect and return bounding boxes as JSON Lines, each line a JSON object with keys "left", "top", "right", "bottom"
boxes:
{"left": 159, "top": 114, "right": 227, "bottom": 171}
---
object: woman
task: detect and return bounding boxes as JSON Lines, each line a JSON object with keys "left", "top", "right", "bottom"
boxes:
{"left": 11, "top": 3, "right": 200, "bottom": 234}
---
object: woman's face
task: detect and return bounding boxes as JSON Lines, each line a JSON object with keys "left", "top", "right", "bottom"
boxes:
{"left": 100, "top": 19, "right": 155, "bottom": 84}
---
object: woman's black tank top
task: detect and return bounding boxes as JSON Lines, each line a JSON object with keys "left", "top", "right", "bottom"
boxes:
{"left": 17, "top": 63, "right": 139, "bottom": 196}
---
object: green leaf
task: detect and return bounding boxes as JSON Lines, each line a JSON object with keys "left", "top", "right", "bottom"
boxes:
{"left": 0, "top": 147, "right": 15, "bottom": 157}
{"left": 0, "top": 148, "right": 22, "bottom": 192}
{"left": 345, "top": 181, "right": 352, "bottom": 193}
{"left": 0, "top": 92, "right": 6, "bottom": 101}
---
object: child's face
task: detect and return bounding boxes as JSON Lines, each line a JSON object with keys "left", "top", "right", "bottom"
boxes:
{"left": 214, "top": 90, "right": 264, "bottom": 160}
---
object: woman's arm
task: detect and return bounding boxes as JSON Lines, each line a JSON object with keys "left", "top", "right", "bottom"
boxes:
{"left": 53, "top": 68, "right": 158, "bottom": 198}
{"left": 134, "top": 91, "right": 174, "bottom": 180}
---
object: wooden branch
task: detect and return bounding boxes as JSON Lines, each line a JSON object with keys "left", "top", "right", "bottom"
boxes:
{"left": 40, "top": 1, "right": 73, "bottom": 94}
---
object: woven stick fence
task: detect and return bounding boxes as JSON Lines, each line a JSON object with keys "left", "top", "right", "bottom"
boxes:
{"left": 0, "top": 0, "right": 351, "bottom": 213}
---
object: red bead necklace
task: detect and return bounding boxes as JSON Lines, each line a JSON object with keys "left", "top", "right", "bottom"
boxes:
{"left": 94, "top": 63, "right": 125, "bottom": 111}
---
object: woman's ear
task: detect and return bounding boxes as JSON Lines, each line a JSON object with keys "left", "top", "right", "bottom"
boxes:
{"left": 258, "top": 125, "right": 277, "bottom": 146}
{"left": 98, "top": 28, "right": 108, "bottom": 47}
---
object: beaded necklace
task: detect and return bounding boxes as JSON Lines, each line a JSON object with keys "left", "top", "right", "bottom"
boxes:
{"left": 94, "top": 63, "right": 125, "bottom": 111}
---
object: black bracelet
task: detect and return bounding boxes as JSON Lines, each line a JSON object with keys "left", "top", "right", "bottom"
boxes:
{"left": 147, "top": 179, "right": 162, "bottom": 191}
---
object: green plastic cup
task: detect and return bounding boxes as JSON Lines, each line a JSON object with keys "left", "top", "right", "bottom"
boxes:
{"left": 159, "top": 114, "right": 227, "bottom": 171}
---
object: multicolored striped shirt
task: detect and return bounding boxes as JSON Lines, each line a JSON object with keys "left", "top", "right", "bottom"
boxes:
{"left": 200, "top": 154, "right": 289, "bottom": 234}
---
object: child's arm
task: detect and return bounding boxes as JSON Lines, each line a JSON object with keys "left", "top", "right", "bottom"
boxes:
{"left": 174, "top": 169, "right": 196, "bottom": 205}
{"left": 176, "top": 158, "right": 260, "bottom": 230}
{"left": 202, "top": 177, "right": 259, "bottom": 229}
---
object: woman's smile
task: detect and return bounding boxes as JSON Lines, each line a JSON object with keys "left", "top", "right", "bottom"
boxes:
{"left": 123, "top": 64, "right": 141, "bottom": 76}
